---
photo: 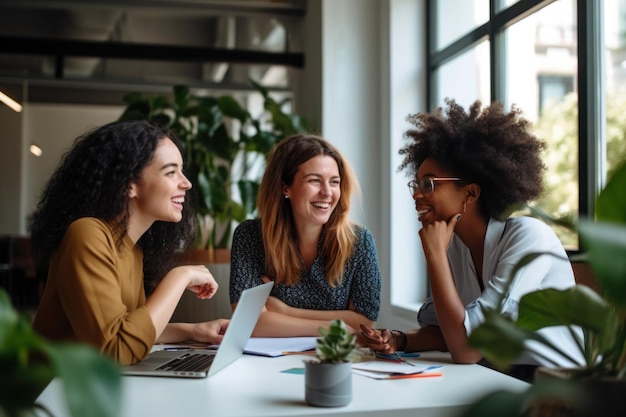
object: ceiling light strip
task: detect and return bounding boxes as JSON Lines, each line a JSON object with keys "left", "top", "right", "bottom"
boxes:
{"left": 0, "top": 90, "right": 22, "bottom": 112}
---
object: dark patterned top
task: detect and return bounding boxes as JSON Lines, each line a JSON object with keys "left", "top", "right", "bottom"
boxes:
{"left": 229, "top": 219, "right": 381, "bottom": 321}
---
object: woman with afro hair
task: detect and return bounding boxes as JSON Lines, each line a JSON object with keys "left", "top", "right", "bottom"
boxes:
{"left": 360, "top": 99, "right": 582, "bottom": 382}
{"left": 31, "top": 120, "right": 229, "bottom": 365}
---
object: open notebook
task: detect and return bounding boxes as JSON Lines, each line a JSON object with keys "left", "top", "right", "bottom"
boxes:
{"left": 121, "top": 281, "right": 273, "bottom": 378}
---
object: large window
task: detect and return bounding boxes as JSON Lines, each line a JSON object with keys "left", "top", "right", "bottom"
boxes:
{"left": 427, "top": 0, "right": 626, "bottom": 252}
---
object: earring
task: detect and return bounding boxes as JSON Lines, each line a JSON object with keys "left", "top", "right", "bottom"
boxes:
{"left": 284, "top": 195, "right": 289, "bottom": 199}
{"left": 463, "top": 201, "right": 467, "bottom": 213}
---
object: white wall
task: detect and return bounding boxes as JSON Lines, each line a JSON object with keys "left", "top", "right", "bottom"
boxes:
{"left": 296, "top": 0, "right": 427, "bottom": 329}
{"left": 20, "top": 104, "right": 123, "bottom": 234}
{"left": 385, "top": 0, "right": 428, "bottom": 328}
{"left": 320, "top": 0, "right": 381, "bottom": 227}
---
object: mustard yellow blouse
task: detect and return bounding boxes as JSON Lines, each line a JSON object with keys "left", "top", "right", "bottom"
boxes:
{"left": 33, "top": 217, "right": 155, "bottom": 365}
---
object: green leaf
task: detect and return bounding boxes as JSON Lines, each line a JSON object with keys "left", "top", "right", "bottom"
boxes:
{"left": 457, "top": 380, "right": 581, "bottom": 417}
{"left": 121, "top": 91, "right": 143, "bottom": 104}
{"left": 173, "top": 85, "right": 190, "bottom": 111}
{"left": 196, "top": 171, "right": 212, "bottom": 212}
{"left": 197, "top": 168, "right": 228, "bottom": 214}
{"left": 43, "top": 343, "right": 122, "bottom": 417}
{"left": 247, "top": 131, "right": 278, "bottom": 154}
{"left": 516, "top": 286, "right": 612, "bottom": 334}
{"left": 0, "top": 357, "right": 54, "bottom": 414}
{"left": 116, "top": 101, "right": 151, "bottom": 122}
{"left": 149, "top": 113, "right": 172, "bottom": 127}
{"left": 0, "top": 289, "right": 18, "bottom": 340}
{"left": 250, "top": 78, "right": 269, "bottom": 98}
{"left": 578, "top": 221, "right": 626, "bottom": 307}
{"left": 288, "top": 114, "right": 310, "bottom": 132}
{"left": 517, "top": 286, "right": 619, "bottom": 358}
{"left": 237, "top": 179, "right": 260, "bottom": 216}
{"left": 205, "top": 124, "right": 232, "bottom": 161}
{"left": 230, "top": 201, "right": 248, "bottom": 223}
{"left": 468, "top": 311, "right": 529, "bottom": 370}
{"left": 264, "top": 99, "right": 298, "bottom": 135}
{"left": 217, "top": 95, "right": 249, "bottom": 124}
{"left": 596, "top": 160, "right": 626, "bottom": 224}
{"left": 315, "top": 320, "right": 356, "bottom": 363}
{"left": 497, "top": 252, "right": 560, "bottom": 312}
{"left": 149, "top": 95, "right": 172, "bottom": 113}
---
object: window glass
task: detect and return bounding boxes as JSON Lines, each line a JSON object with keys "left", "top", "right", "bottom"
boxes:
{"left": 435, "top": 0, "right": 488, "bottom": 49}
{"left": 435, "top": 41, "right": 490, "bottom": 108}
{"left": 503, "top": 0, "right": 578, "bottom": 249}
{"left": 604, "top": 0, "right": 626, "bottom": 179}
{"left": 497, "top": 0, "right": 521, "bottom": 12}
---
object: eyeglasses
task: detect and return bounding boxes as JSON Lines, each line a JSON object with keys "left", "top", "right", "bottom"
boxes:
{"left": 407, "top": 177, "right": 463, "bottom": 197}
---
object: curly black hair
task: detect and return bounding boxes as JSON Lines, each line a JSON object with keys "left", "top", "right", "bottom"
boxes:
{"left": 398, "top": 98, "right": 546, "bottom": 219}
{"left": 28, "top": 120, "right": 197, "bottom": 282}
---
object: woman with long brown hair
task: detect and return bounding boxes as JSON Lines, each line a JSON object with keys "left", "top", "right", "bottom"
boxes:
{"left": 229, "top": 134, "right": 381, "bottom": 336}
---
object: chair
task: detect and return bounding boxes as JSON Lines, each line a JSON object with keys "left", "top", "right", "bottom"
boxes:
{"left": 0, "top": 236, "right": 41, "bottom": 311}
{"left": 0, "top": 236, "right": 13, "bottom": 295}
{"left": 170, "top": 264, "right": 232, "bottom": 322}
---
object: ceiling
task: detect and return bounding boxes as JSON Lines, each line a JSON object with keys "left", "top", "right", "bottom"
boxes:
{"left": 0, "top": 0, "right": 306, "bottom": 106}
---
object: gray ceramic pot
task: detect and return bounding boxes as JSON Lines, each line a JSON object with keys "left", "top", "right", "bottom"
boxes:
{"left": 304, "top": 361, "right": 352, "bottom": 407}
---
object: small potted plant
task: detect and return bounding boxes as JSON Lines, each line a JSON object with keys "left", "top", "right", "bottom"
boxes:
{"left": 304, "top": 319, "right": 358, "bottom": 407}
{"left": 462, "top": 160, "right": 626, "bottom": 417}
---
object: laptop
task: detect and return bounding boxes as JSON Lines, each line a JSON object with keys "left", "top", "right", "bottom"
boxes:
{"left": 122, "top": 281, "right": 273, "bottom": 378}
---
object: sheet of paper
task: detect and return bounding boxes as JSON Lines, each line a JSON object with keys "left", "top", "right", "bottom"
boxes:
{"left": 352, "top": 368, "right": 443, "bottom": 380}
{"left": 352, "top": 361, "right": 442, "bottom": 375}
{"left": 243, "top": 337, "right": 317, "bottom": 357}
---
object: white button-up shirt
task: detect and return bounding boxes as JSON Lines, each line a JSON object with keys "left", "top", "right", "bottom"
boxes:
{"left": 418, "top": 216, "right": 584, "bottom": 367}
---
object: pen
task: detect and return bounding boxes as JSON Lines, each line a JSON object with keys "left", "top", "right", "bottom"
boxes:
{"left": 375, "top": 351, "right": 421, "bottom": 360}
{"left": 387, "top": 372, "right": 443, "bottom": 380}
{"left": 375, "top": 356, "right": 404, "bottom": 364}
{"left": 389, "top": 350, "right": 417, "bottom": 367}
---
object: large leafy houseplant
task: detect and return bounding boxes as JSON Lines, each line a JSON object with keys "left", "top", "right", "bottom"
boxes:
{"left": 118, "top": 80, "right": 308, "bottom": 251}
{"left": 461, "top": 160, "right": 626, "bottom": 417}
{"left": 0, "top": 288, "right": 121, "bottom": 417}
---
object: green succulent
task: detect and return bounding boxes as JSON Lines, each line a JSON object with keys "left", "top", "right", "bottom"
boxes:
{"left": 315, "top": 319, "right": 357, "bottom": 364}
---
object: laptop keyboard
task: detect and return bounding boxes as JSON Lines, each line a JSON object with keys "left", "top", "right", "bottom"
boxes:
{"left": 157, "top": 352, "right": 215, "bottom": 372}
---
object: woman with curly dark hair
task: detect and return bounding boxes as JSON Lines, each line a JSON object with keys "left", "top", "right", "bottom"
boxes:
{"left": 31, "top": 120, "right": 229, "bottom": 365}
{"left": 360, "top": 99, "right": 582, "bottom": 382}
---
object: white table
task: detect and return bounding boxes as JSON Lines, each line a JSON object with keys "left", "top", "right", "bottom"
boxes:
{"left": 35, "top": 351, "right": 529, "bottom": 417}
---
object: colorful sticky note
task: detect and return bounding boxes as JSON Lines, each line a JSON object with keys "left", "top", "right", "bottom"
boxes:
{"left": 281, "top": 367, "right": 305, "bottom": 375}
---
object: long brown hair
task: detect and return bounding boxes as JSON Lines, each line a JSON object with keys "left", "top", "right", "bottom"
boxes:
{"left": 258, "top": 134, "right": 359, "bottom": 286}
